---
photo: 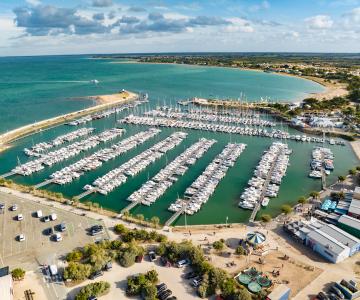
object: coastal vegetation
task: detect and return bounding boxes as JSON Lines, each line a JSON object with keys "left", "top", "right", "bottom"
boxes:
{"left": 126, "top": 270, "right": 159, "bottom": 299}
{"left": 75, "top": 281, "right": 110, "bottom": 300}
{"left": 11, "top": 268, "right": 25, "bottom": 281}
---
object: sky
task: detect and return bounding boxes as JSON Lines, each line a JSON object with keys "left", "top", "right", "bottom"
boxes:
{"left": 0, "top": 0, "right": 359, "bottom": 56}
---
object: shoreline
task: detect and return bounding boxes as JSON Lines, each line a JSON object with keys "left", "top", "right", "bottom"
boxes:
{"left": 0, "top": 90, "right": 138, "bottom": 153}
{"left": 109, "top": 59, "right": 345, "bottom": 102}
{"left": 350, "top": 140, "right": 360, "bottom": 161}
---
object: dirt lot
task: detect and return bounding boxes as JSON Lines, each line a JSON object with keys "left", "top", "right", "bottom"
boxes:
{"left": 66, "top": 259, "right": 201, "bottom": 300}
{"left": 208, "top": 244, "right": 322, "bottom": 298}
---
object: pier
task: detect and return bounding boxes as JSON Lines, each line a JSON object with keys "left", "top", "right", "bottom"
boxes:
{"left": 0, "top": 171, "right": 15, "bottom": 179}
{"left": 34, "top": 179, "right": 54, "bottom": 189}
{"left": 121, "top": 200, "right": 141, "bottom": 214}
{"left": 165, "top": 206, "right": 185, "bottom": 227}
{"left": 249, "top": 150, "right": 282, "bottom": 223}
{"left": 77, "top": 189, "right": 97, "bottom": 200}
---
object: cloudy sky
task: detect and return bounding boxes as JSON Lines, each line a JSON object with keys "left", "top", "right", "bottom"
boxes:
{"left": 0, "top": 0, "right": 359, "bottom": 56}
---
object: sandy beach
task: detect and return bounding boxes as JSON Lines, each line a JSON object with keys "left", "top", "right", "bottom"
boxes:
{"left": 0, "top": 90, "right": 138, "bottom": 153}
{"left": 351, "top": 140, "right": 360, "bottom": 161}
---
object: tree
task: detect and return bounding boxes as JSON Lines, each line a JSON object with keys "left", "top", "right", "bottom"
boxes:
{"left": 234, "top": 288, "right": 252, "bottom": 300}
{"left": 235, "top": 245, "right": 247, "bottom": 256}
{"left": 260, "top": 214, "right": 272, "bottom": 222}
{"left": 64, "top": 262, "right": 91, "bottom": 281}
{"left": 142, "top": 283, "right": 157, "bottom": 300}
{"left": 145, "top": 270, "right": 158, "bottom": 283}
{"left": 150, "top": 216, "right": 160, "bottom": 227}
{"left": 66, "top": 250, "right": 83, "bottom": 262}
{"left": 212, "top": 240, "right": 225, "bottom": 252}
{"left": 11, "top": 268, "right": 25, "bottom": 281}
{"left": 309, "top": 191, "right": 320, "bottom": 199}
{"left": 281, "top": 204, "right": 293, "bottom": 214}
{"left": 136, "top": 214, "right": 145, "bottom": 222}
{"left": 297, "top": 196, "right": 308, "bottom": 205}
{"left": 349, "top": 169, "right": 357, "bottom": 175}
{"left": 114, "top": 224, "right": 128, "bottom": 235}
{"left": 338, "top": 175, "right": 346, "bottom": 182}
{"left": 75, "top": 281, "right": 110, "bottom": 300}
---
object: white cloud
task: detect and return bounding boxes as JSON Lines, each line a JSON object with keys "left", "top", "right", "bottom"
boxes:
{"left": 224, "top": 18, "right": 254, "bottom": 33}
{"left": 25, "top": 0, "right": 41, "bottom": 6}
{"left": 305, "top": 15, "right": 333, "bottom": 29}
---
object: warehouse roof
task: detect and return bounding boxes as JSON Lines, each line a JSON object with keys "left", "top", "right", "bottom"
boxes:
{"left": 339, "top": 215, "right": 360, "bottom": 231}
{"left": 320, "top": 224, "right": 360, "bottom": 249}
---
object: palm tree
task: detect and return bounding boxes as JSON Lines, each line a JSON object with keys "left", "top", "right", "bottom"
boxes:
{"left": 150, "top": 216, "right": 160, "bottom": 228}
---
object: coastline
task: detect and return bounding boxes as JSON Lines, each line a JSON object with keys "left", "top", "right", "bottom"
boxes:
{"left": 109, "top": 59, "right": 344, "bottom": 102}
{"left": 350, "top": 140, "right": 360, "bottom": 161}
{"left": 0, "top": 90, "right": 138, "bottom": 153}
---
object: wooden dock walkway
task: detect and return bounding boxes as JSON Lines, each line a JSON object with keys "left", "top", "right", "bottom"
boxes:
{"left": 249, "top": 151, "right": 281, "bottom": 223}
{"left": 0, "top": 171, "right": 15, "bottom": 178}
{"left": 34, "top": 179, "right": 54, "bottom": 189}
{"left": 77, "top": 189, "right": 96, "bottom": 200}
{"left": 121, "top": 200, "right": 141, "bottom": 214}
{"left": 164, "top": 207, "right": 185, "bottom": 227}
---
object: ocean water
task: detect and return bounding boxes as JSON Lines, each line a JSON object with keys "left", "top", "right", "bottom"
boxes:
{"left": 0, "top": 55, "right": 324, "bottom": 134}
{"left": 1, "top": 55, "right": 355, "bottom": 226}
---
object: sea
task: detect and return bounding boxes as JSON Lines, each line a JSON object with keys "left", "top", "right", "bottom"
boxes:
{"left": 0, "top": 55, "right": 357, "bottom": 225}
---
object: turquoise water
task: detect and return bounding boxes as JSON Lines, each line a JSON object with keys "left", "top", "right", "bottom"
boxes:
{"left": 0, "top": 55, "right": 356, "bottom": 225}
{"left": 0, "top": 55, "right": 324, "bottom": 134}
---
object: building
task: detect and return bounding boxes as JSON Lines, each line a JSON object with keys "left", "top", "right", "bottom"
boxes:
{"left": 0, "top": 266, "right": 13, "bottom": 300}
{"left": 285, "top": 218, "right": 360, "bottom": 263}
{"left": 266, "top": 285, "right": 291, "bottom": 300}
{"left": 348, "top": 198, "right": 360, "bottom": 219}
{"left": 338, "top": 215, "right": 360, "bottom": 238}
{"left": 306, "top": 224, "right": 360, "bottom": 263}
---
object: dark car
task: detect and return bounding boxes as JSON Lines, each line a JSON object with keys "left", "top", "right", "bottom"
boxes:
{"left": 159, "top": 289, "right": 172, "bottom": 300}
{"left": 90, "top": 225, "right": 104, "bottom": 236}
{"left": 167, "top": 297, "right": 177, "bottom": 300}
{"left": 87, "top": 296, "right": 97, "bottom": 300}
{"left": 0, "top": 203, "right": 5, "bottom": 210}
{"left": 89, "top": 270, "right": 103, "bottom": 280}
{"left": 328, "top": 294, "right": 340, "bottom": 300}
{"left": 184, "top": 271, "right": 197, "bottom": 279}
{"left": 330, "top": 286, "right": 345, "bottom": 299}
{"left": 44, "top": 227, "right": 53, "bottom": 236}
{"left": 317, "top": 292, "right": 329, "bottom": 300}
{"left": 157, "top": 283, "right": 167, "bottom": 294}
{"left": 42, "top": 215, "right": 50, "bottom": 222}
{"left": 148, "top": 251, "right": 156, "bottom": 262}
{"left": 104, "top": 261, "right": 112, "bottom": 271}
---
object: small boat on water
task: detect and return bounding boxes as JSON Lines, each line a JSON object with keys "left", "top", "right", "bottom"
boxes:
{"left": 261, "top": 197, "right": 270, "bottom": 207}
{"left": 90, "top": 79, "right": 99, "bottom": 84}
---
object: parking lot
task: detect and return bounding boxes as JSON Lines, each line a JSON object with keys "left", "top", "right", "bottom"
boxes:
{"left": 0, "top": 190, "right": 109, "bottom": 269}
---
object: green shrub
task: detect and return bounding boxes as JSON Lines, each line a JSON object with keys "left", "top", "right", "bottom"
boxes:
{"left": 63, "top": 262, "right": 91, "bottom": 281}
{"left": 75, "top": 281, "right": 110, "bottom": 300}
{"left": 260, "top": 214, "right": 272, "bottom": 222}
{"left": 235, "top": 246, "right": 246, "bottom": 256}
{"left": 212, "top": 240, "right": 225, "bottom": 251}
{"left": 281, "top": 204, "right": 293, "bottom": 214}
{"left": 11, "top": 268, "right": 25, "bottom": 281}
{"left": 66, "top": 250, "right": 83, "bottom": 262}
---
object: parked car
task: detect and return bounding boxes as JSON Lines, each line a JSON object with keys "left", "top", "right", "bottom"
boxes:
{"left": 88, "top": 296, "right": 97, "bottom": 300}
{"left": 42, "top": 215, "right": 50, "bottom": 222}
{"left": 89, "top": 270, "right": 103, "bottom": 280}
{"left": 50, "top": 213, "right": 57, "bottom": 221}
{"left": 104, "top": 262, "right": 112, "bottom": 271}
{"left": 17, "top": 234, "right": 25, "bottom": 242}
{"left": 176, "top": 259, "right": 189, "bottom": 268}
{"left": 157, "top": 283, "right": 167, "bottom": 295}
{"left": 17, "top": 214, "right": 24, "bottom": 221}
{"left": 184, "top": 271, "right": 197, "bottom": 279}
{"left": 148, "top": 251, "right": 156, "bottom": 262}
{"left": 159, "top": 289, "right": 172, "bottom": 300}
{"left": 0, "top": 203, "right": 5, "bottom": 210}
{"left": 10, "top": 204, "right": 18, "bottom": 211}
{"left": 192, "top": 277, "right": 203, "bottom": 287}
{"left": 59, "top": 222, "right": 66, "bottom": 232}
{"left": 45, "top": 227, "right": 53, "bottom": 236}
{"left": 53, "top": 233, "right": 62, "bottom": 242}
{"left": 90, "top": 224, "right": 103, "bottom": 236}
{"left": 317, "top": 292, "right": 329, "bottom": 300}
{"left": 330, "top": 286, "right": 345, "bottom": 299}
{"left": 36, "top": 210, "right": 43, "bottom": 218}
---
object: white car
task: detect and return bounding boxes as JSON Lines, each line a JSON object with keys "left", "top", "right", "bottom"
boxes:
{"left": 17, "top": 214, "right": 24, "bottom": 221}
{"left": 54, "top": 233, "right": 62, "bottom": 242}
{"left": 17, "top": 234, "right": 25, "bottom": 242}
{"left": 11, "top": 204, "right": 18, "bottom": 211}
{"left": 50, "top": 213, "right": 57, "bottom": 221}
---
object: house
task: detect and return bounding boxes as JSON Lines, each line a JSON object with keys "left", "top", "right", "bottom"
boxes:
{"left": 348, "top": 198, "right": 360, "bottom": 219}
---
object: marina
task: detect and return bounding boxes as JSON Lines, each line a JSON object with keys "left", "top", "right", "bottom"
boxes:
{"left": 9, "top": 128, "right": 126, "bottom": 177}
{"left": 309, "top": 146, "right": 334, "bottom": 179}
{"left": 48, "top": 128, "right": 160, "bottom": 185}
{"left": 238, "top": 142, "right": 292, "bottom": 222}
{"left": 81, "top": 131, "right": 187, "bottom": 196}
{"left": 120, "top": 114, "right": 345, "bottom": 145}
{"left": 166, "top": 143, "right": 246, "bottom": 225}
{"left": 124, "top": 138, "right": 216, "bottom": 211}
